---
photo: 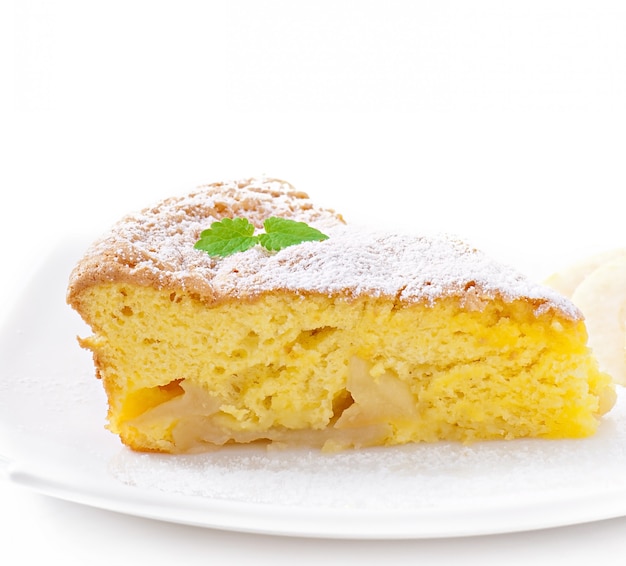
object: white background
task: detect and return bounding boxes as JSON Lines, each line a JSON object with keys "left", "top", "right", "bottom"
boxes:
{"left": 2, "top": 1, "right": 626, "bottom": 564}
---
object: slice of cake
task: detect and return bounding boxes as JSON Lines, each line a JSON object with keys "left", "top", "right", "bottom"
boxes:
{"left": 67, "top": 177, "right": 615, "bottom": 453}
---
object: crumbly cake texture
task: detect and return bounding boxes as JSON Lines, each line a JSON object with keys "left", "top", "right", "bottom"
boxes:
{"left": 67, "top": 177, "right": 615, "bottom": 453}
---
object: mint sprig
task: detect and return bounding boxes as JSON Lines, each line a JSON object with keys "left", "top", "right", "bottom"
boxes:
{"left": 194, "top": 217, "right": 329, "bottom": 257}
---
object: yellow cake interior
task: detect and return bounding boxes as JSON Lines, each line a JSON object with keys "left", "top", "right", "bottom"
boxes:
{"left": 74, "top": 281, "right": 615, "bottom": 454}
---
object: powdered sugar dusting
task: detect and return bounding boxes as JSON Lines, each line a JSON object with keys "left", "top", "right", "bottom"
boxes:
{"left": 218, "top": 225, "right": 579, "bottom": 318}
{"left": 67, "top": 177, "right": 580, "bottom": 319}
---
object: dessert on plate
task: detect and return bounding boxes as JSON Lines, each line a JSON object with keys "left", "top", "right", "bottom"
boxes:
{"left": 67, "top": 177, "right": 615, "bottom": 453}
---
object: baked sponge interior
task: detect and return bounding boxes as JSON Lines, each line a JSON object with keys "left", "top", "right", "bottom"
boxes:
{"left": 74, "top": 283, "right": 615, "bottom": 453}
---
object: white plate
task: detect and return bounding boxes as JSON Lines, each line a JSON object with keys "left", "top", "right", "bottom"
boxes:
{"left": 2, "top": 242, "right": 626, "bottom": 540}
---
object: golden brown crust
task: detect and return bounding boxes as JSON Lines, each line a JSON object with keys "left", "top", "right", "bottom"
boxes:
{"left": 67, "top": 176, "right": 582, "bottom": 321}
{"left": 67, "top": 177, "right": 344, "bottom": 307}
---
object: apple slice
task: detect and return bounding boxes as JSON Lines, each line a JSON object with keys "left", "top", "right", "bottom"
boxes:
{"left": 545, "top": 248, "right": 626, "bottom": 298}
{"left": 569, "top": 255, "right": 626, "bottom": 386}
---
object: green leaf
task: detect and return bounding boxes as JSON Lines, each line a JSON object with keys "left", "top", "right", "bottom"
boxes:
{"left": 194, "top": 217, "right": 259, "bottom": 257}
{"left": 194, "top": 216, "right": 329, "bottom": 257}
{"left": 258, "top": 217, "right": 329, "bottom": 251}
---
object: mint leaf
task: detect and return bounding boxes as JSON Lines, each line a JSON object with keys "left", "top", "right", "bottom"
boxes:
{"left": 194, "top": 217, "right": 259, "bottom": 257}
{"left": 258, "top": 217, "right": 329, "bottom": 251}
{"left": 194, "top": 216, "right": 329, "bottom": 257}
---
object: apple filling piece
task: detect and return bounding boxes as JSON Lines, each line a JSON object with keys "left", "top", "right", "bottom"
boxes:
{"left": 126, "top": 357, "right": 419, "bottom": 453}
